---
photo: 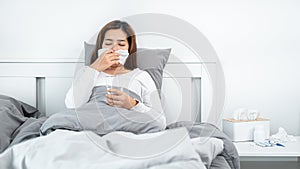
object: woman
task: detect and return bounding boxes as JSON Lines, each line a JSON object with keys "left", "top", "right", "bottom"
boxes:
{"left": 64, "top": 20, "right": 166, "bottom": 130}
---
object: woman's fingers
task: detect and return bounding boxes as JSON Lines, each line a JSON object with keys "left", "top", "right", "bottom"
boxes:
{"left": 107, "top": 97, "right": 123, "bottom": 106}
{"left": 104, "top": 53, "right": 120, "bottom": 66}
{"left": 106, "top": 90, "right": 135, "bottom": 109}
{"left": 106, "top": 89, "right": 123, "bottom": 105}
{"left": 94, "top": 50, "right": 121, "bottom": 70}
{"left": 98, "top": 51, "right": 120, "bottom": 62}
{"left": 106, "top": 93, "right": 122, "bottom": 100}
{"left": 107, "top": 88, "right": 122, "bottom": 95}
{"left": 108, "top": 54, "right": 120, "bottom": 62}
{"left": 106, "top": 89, "right": 129, "bottom": 107}
{"left": 90, "top": 49, "right": 122, "bottom": 71}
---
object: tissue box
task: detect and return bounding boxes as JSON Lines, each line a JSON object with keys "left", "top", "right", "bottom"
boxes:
{"left": 222, "top": 118, "right": 270, "bottom": 142}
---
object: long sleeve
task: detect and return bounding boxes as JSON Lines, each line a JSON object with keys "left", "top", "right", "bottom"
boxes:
{"left": 130, "top": 71, "right": 166, "bottom": 128}
{"left": 130, "top": 71, "right": 162, "bottom": 112}
{"left": 65, "top": 66, "right": 99, "bottom": 109}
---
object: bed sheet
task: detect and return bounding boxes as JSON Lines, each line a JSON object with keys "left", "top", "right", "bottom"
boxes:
{"left": 0, "top": 128, "right": 229, "bottom": 169}
{"left": 0, "top": 128, "right": 207, "bottom": 169}
{"left": 0, "top": 94, "right": 240, "bottom": 169}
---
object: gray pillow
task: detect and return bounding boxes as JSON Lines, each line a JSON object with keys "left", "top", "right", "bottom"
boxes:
{"left": 84, "top": 42, "right": 171, "bottom": 93}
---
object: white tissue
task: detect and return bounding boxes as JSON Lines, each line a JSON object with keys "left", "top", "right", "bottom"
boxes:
{"left": 270, "top": 127, "right": 297, "bottom": 143}
{"left": 97, "top": 48, "right": 129, "bottom": 65}
{"left": 97, "top": 48, "right": 109, "bottom": 57}
{"left": 233, "top": 108, "right": 260, "bottom": 120}
{"left": 114, "top": 50, "right": 129, "bottom": 65}
{"left": 247, "top": 109, "right": 260, "bottom": 120}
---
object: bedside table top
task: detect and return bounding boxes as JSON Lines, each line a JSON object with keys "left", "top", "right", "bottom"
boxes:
{"left": 233, "top": 136, "right": 300, "bottom": 157}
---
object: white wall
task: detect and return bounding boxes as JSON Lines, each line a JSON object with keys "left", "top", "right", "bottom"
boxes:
{"left": 1, "top": 0, "right": 299, "bottom": 135}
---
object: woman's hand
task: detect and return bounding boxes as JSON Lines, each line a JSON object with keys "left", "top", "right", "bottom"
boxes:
{"left": 106, "top": 88, "right": 138, "bottom": 109}
{"left": 90, "top": 49, "right": 120, "bottom": 72}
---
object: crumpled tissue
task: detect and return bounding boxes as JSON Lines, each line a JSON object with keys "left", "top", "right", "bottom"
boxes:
{"left": 270, "top": 127, "right": 297, "bottom": 143}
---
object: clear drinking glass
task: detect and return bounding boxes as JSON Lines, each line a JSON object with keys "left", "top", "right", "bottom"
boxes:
{"left": 105, "top": 75, "right": 115, "bottom": 94}
{"left": 105, "top": 75, "right": 124, "bottom": 95}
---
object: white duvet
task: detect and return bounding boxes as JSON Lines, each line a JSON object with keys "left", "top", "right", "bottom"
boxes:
{"left": 0, "top": 128, "right": 223, "bottom": 169}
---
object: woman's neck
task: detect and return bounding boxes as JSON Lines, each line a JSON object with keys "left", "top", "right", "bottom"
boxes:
{"left": 103, "top": 65, "right": 131, "bottom": 75}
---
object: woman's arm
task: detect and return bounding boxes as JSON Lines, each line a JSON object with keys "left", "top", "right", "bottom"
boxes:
{"left": 132, "top": 71, "right": 166, "bottom": 128}
{"left": 131, "top": 71, "right": 162, "bottom": 112}
{"left": 65, "top": 66, "right": 99, "bottom": 109}
{"left": 104, "top": 71, "right": 163, "bottom": 113}
{"left": 104, "top": 70, "right": 166, "bottom": 128}
{"left": 65, "top": 49, "right": 121, "bottom": 108}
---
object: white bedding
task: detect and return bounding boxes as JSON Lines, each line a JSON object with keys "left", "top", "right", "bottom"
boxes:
{"left": 191, "top": 137, "right": 224, "bottom": 168}
{"left": 0, "top": 128, "right": 223, "bottom": 169}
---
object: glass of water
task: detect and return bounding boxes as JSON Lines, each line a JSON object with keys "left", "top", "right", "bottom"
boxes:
{"left": 105, "top": 74, "right": 125, "bottom": 95}
{"left": 105, "top": 75, "right": 115, "bottom": 94}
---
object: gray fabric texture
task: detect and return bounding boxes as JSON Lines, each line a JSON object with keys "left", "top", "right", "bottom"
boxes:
{"left": 9, "top": 117, "right": 47, "bottom": 148}
{"left": 210, "top": 155, "right": 232, "bottom": 169}
{"left": 191, "top": 137, "right": 224, "bottom": 169}
{"left": 0, "top": 95, "right": 41, "bottom": 153}
{"left": 0, "top": 95, "right": 41, "bottom": 118}
{"left": 167, "top": 121, "right": 240, "bottom": 169}
{"left": 84, "top": 42, "right": 171, "bottom": 92}
{"left": 0, "top": 94, "right": 240, "bottom": 169}
{"left": 136, "top": 48, "right": 171, "bottom": 93}
{"left": 40, "top": 86, "right": 166, "bottom": 135}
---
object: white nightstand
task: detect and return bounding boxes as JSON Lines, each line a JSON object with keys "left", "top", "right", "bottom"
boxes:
{"left": 234, "top": 136, "right": 300, "bottom": 161}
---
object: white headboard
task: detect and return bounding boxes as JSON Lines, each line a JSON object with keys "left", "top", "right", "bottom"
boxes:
{"left": 0, "top": 58, "right": 214, "bottom": 125}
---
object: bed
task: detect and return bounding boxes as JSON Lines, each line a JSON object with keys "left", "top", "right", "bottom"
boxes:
{"left": 0, "top": 47, "right": 240, "bottom": 169}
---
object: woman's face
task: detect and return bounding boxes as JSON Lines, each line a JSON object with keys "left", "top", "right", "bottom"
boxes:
{"left": 102, "top": 29, "right": 129, "bottom": 51}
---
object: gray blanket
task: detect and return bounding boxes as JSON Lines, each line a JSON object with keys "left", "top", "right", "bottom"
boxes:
{"left": 167, "top": 122, "right": 240, "bottom": 169}
{"left": 40, "top": 86, "right": 166, "bottom": 135}
{"left": 0, "top": 95, "right": 45, "bottom": 153}
{"left": 39, "top": 86, "right": 239, "bottom": 169}
{"left": 0, "top": 88, "right": 240, "bottom": 169}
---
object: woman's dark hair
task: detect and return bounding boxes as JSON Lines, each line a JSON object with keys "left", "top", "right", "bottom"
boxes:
{"left": 90, "top": 20, "right": 137, "bottom": 70}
